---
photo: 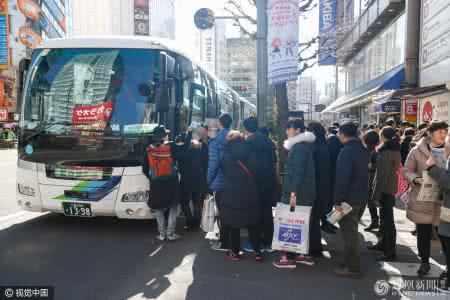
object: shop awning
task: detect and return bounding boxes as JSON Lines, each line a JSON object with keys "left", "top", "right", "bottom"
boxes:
{"left": 322, "top": 64, "right": 404, "bottom": 114}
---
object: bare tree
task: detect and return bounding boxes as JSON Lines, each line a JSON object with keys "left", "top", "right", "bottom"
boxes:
{"left": 224, "top": 0, "right": 352, "bottom": 171}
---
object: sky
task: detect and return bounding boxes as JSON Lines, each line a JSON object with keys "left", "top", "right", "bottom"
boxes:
{"left": 175, "top": 0, "right": 336, "bottom": 94}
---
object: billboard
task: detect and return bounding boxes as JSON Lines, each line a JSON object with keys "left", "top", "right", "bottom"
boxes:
{"left": 0, "top": 108, "right": 7, "bottom": 121}
{"left": 0, "top": 0, "right": 7, "bottom": 68}
{"left": 267, "top": 0, "right": 300, "bottom": 84}
{"left": 134, "top": 0, "right": 150, "bottom": 36}
{"left": 319, "top": 0, "right": 337, "bottom": 65}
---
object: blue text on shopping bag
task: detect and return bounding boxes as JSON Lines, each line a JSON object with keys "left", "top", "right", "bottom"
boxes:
{"left": 278, "top": 226, "right": 302, "bottom": 244}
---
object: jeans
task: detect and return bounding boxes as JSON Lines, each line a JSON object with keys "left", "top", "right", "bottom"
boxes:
{"left": 417, "top": 224, "right": 433, "bottom": 263}
{"left": 154, "top": 205, "right": 179, "bottom": 235}
{"left": 379, "top": 193, "right": 396, "bottom": 257}
{"left": 338, "top": 206, "right": 363, "bottom": 273}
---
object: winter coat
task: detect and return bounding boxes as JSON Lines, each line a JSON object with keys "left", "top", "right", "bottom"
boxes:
{"left": 333, "top": 139, "right": 369, "bottom": 208}
{"left": 280, "top": 132, "right": 316, "bottom": 207}
{"left": 401, "top": 136, "right": 413, "bottom": 166}
{"left": 207, "top": 129, "right": 229, "bottom": 192}
{"left": 143, "top": 141, "right": 181, "bottom": 210}
{"left": 246, "top": 132, "right": 276, "bottom": 204}
{"left": 403, "top": 138, "right": 449, "bottom": 225}
{"left": 221, "top": 138, "right": 260, "bottom": 228}
{"left": 372, "top": 140, "right": 401, "bottom": 203}
{"left": 312, "top": 141, "right": 331, "bottom": 218}
{"left": 327, "top": 134, "right": 343, "bottom": 203}
{"left": 178, "top": 136, "right": 208, "bottom": 193}
{"left": 368, "top": 151, "right": 379, "bottom": 201}
{"left": 428, "top": 158, "right": 450, "bottom": 237}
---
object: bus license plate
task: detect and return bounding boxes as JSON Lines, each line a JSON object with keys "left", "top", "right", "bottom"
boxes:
{"left": 62, "top": 202, "right": 93, "bottom": 217}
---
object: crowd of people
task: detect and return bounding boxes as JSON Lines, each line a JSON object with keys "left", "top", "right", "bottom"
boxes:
{"left": 142, "top": 113, "right": 450, "bottom": 288}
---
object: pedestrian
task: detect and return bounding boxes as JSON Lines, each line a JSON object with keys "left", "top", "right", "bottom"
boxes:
{"left": 426, "top": 153, "right": 450, "bottom": 291}
{"left": 242, "top": 117, "right": 276, "bottom": 253}
{"left": 385, "top": 119, "right": 396, "bottom": 128}
{"left": 333, "top": 122, "right": 369, "bottom": 277}
{"left": 401, "top": 128, "right": 415, "bottom": 166}
{"left": 273, "top": 119, "right": 316, "bottom": 269}
{"left": 208, "top": 114, "right": 232, "bottom": 251}
{"left": 178, "top": 127, "right": 208, "bottom": 231}
{"left": 143, "top": 125, "right": 182, "bottom": 241}
{"left": 362, "top": 130, "right": 380, "bottom": 232}
{"left": 368, "top": 127, "right": 401, "bottom": 261}
{"left": 403, "top": 121, "right": 449, "bottom": 276}
{"left": 220, "top": 131, "right": 262, "bottom": 261}
{"left": 307, "top": 121, "right": 331, "bottom": 260}
{"left": 323, "top": 126, "right": 342, "bottom": 234}
{"left": 400, "top": 121, "right": 411, "bottom": 135}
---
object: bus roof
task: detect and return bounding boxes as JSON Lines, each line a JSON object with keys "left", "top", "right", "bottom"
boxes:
{"left": 38, "top": 36, "right": 256, "bottom": 109}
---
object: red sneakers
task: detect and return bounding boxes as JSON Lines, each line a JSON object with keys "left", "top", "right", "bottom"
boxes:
{"left": 273, "top": 255, "right": 296, "bottom": 269}
{"left": 225, "top": 250, "right": 241, "bottom": 261}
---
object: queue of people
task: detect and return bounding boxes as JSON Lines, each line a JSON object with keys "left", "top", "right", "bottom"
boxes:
{"left": 141, "top": 114, "right": 450, "bottom": 288}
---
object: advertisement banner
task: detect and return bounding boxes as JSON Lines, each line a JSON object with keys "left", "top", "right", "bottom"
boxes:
{"left": 0, "top": 108, "right": 7, "bottom": 121}
{"left": 402, "top": 98, "right": 418, "bottom": 124}
{"left": 267, "top": 0, "right": 299, "bottom": 84}
{"left": 134, "top": 0, "right": 149, "bottom": 36}
{"left": 72, "top": 102, "right": 114, "bottom": 124}
{"left": 18, "top": 0, "right": 41, "bottom": 21}
{"left": 0, "top": 0, "right": 7, "bottom": 14}
{"left": 319, "top": 0, "right": 337, "bottom": 65}
{"left": 419, "top": 92, "right": 450, "bottom": 123}
{"left": 201, "top": 29, "right": 216, "bottom": 73}
{"left": 18, "top": 26, "right": 42, "bottom": 49}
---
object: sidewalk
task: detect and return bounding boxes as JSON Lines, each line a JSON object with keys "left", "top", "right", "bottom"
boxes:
{"left": 355, "top": 199, "right": 448, "bottom": 299}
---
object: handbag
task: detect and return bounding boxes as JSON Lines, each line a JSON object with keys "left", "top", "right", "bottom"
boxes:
{"left": 201, "top": 194, "right": 216, "bottom": 233}
{"left": 399, "top": 186, "right": 410, "bottom": 204}
{"left": 272, "top": 203, "right": 312, "bottom": 254}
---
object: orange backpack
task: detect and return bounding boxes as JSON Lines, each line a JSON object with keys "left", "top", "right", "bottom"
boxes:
{"left": 147, "top": 144, "right": 177, "bottom": 180}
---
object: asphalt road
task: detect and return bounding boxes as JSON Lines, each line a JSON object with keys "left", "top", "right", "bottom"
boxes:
{"left": 0, "top": 212, "right": 402, "bottom": 300}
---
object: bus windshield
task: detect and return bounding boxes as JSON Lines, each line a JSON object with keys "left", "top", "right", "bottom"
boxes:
{"left": 23, "top": 48, "right": 160, "bottom": 136}
{"left": 19, "top": 48, "right": 164, "bottom": 167}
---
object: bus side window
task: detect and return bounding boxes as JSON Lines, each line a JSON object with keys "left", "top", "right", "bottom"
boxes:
{"left": 206, "top": 76, "right": 217, "bottom": 118}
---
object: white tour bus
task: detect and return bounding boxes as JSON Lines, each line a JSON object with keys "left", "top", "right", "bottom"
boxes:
{"left": 16, "top": 36, "right": 256, "bottom": 219}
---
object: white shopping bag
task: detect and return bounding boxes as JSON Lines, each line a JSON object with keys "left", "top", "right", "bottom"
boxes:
{"left": 417, "top": 171, "right": 440, "bottom": 202}
{"left": 272, "top": 203, "right": 312, "bottom": 254}
{"left": 201, "top": 194, "right": 216, "bottom": 232}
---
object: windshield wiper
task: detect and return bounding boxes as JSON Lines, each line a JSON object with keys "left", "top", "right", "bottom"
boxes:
{"left": 26, "top": 121, "right": 72, "bottom": 142}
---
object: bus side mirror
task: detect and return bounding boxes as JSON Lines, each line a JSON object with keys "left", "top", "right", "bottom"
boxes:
{"left": 17, "top": 58, "right": 31, "bottom": 113}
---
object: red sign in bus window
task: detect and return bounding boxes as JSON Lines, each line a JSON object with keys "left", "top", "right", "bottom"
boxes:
{"left": 72, "top": 102, "right": 114, "bottom": 124}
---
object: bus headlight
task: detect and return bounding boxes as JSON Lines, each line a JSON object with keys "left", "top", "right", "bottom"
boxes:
{"left": 122, "top": 191, "right": 149, "bottom": 202}
{"left": 18, "top": 184, "right": 35, "bottom": 197}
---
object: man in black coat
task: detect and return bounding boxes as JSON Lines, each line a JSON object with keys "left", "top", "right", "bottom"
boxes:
{"left": 323, "top": 126, "right": 342, "bottom": 233}
{"left": 333, "top": 122, "right": 369, "bottom": 277}
{"left": 243, "top": 117, "right": 276, "bottom": 252}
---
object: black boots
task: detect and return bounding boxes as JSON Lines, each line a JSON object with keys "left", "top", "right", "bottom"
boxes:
{"left": 364, "top": 221, "right": 379, "bottom": 232}
{"left": 417, "top": 262, "right": 431, "bottom": 277}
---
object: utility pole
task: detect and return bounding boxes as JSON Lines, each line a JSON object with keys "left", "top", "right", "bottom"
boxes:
{"left": 256, "top": 0, "right": 268, "bottom": 127}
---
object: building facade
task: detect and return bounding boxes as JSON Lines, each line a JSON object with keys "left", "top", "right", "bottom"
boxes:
{"left": 225, "top": 37, "right": 257, "bottom": 105}
{"left": 70, "top": 0, "right": 175, "bottom": 39}
{"left": 0, "top": 0, "right": 69, "bottom": 125}
{"left": 287, "top": 80, "right": 299, "bottom": 111}
{"left": 323, "top": 0, "right": 406, "bottom": 125}
{"left": 297, "top": 77, "right": 320, "bottom": 121}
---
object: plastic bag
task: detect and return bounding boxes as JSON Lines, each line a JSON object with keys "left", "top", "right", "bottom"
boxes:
{"left": 272, "top": 203, "right": 311, "bottom": 254}
{"left": 201, "top": 194, "right": 216, "bottom": 232}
